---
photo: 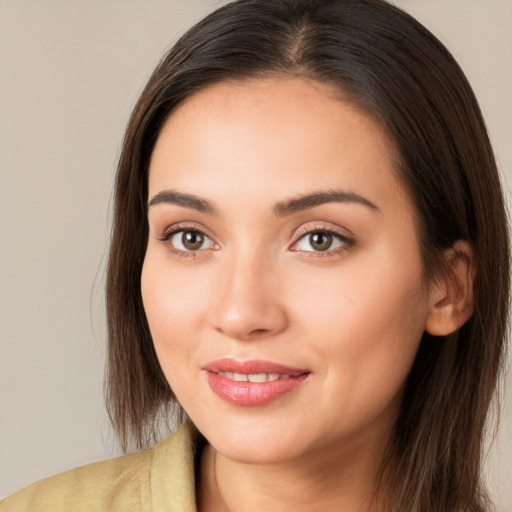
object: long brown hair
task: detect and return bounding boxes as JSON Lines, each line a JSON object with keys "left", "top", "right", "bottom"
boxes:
{"left": 105, "top": 1, "right": 510, "bottom": 510}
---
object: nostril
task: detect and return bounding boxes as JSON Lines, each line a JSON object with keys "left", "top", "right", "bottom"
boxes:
{"left": 249, "top": 328, "right": 269, "bottom": 337}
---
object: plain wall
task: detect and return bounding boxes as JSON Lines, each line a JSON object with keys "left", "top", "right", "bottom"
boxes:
{"left": 1, "top": 0, "right": 510, "bottom": 508}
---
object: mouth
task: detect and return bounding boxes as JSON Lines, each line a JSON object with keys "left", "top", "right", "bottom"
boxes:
{"left": 203, "top": 358, "right": 310, "bottom": 406}
{"left": 216, "top": 371, "right": 291, "bottom": 382}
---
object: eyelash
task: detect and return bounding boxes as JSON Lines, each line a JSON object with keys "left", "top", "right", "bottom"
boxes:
{"left": 291, "top": 224, "right": 355, "bottom": 257}
{"left": 156, "top": 223, "right": 214, "bottom": 258}
{"left": 156, "top": 223, "right": 354, "bottom": 258}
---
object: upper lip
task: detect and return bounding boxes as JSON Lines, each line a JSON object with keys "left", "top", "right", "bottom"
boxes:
{"left": 203, "top": 358, "right": 309, "bottom": 376}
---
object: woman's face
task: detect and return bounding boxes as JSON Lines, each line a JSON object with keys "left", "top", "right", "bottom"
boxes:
{"left": 142, "top": 78, "right": 433, "bottom": 466}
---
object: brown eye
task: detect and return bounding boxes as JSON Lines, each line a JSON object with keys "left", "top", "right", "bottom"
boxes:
{"left": 292, "top": 230, "right": 349, "bottom": 253}
{"left": 182, "top": 231, "right": 204, "bottom": 250}
{"left": 168, "top": 230, "right": 215, "bottom": 252}
{"left": 309, "top": 232, "right": 333, "bottom": 251}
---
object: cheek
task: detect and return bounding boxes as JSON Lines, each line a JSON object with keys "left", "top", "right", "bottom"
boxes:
{"left": 288, "top": 248, "right": 429, "bottom": 411}
{"left": 140, "top": 253, "right": 210, "bottom": 376}
{"left": 292, "top": 268, "right": 424, "bottom": 432}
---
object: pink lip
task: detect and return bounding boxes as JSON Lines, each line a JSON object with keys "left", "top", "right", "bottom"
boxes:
{"left": 203, "top": 358, "right": 310, "bottom": 407}
{"left": 203, "top": 358, "right": 306, "bottom": 375}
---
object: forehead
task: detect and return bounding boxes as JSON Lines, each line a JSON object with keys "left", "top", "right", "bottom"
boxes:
{"left": 148, "top": 77, "right": 409, "bottom": 216}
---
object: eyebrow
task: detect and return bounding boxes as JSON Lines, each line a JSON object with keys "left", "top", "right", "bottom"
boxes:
{"left": 148, "top": 190, "right": 217, "bottom": 214}
{"left": 147, "top": 188, "right": 379, "bottom": 216}
{"left": 273, "top": 190, "right": 379, "bottom": 216}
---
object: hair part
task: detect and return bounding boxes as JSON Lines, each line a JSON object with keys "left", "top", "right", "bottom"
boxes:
{"left": 105, "top": 1, "right": 510, "bottom": 510}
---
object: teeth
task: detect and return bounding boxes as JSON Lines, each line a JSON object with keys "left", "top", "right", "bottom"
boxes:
{"left": 218, "top": 371, "right": 290, "bottom": 382}
{"left": 247, "top": 373, "right": 267, "bottom": 383}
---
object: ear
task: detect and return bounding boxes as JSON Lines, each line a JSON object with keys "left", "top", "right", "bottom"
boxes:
{"left": 425, "top": 240, "right": 476, "bottom": 336}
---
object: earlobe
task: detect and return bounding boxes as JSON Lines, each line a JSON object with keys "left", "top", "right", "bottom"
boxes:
{"left": 425, "top": 240, "right": 476, "bottom": 336}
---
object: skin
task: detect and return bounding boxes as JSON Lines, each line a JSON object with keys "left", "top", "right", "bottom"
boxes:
{"left": 141, "top": 78, "right": 469, "bottom": 511}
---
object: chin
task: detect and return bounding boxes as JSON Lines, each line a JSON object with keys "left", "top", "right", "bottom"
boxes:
{"left": 194, "top": 413, "right": 309, "bottom": 465}
{"left": 213, "top": 436, "right": 300, "bottom": 465}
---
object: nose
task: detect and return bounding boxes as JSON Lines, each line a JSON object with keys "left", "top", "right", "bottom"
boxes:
{"left": 209, "top": 252, "right": 288, "bottom": 341}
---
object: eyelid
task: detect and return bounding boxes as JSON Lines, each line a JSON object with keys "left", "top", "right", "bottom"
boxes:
{"left": 155, "top": 222, "right": 220, "bottom": 257}
{"left": 289, "top": 222, "right": 355, "bottom": 254}
{"left": 294, "top": 222, "right": 351, "bottom": 237}
{"left": 155, "top": 221, "right": 215, "bottom": 243}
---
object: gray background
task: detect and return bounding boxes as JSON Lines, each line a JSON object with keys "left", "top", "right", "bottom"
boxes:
{"left": 1, "top": 0, "right": 511, "bottom": 508}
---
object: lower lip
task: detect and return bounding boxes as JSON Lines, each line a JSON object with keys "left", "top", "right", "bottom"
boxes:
{"left": 205, "top": 372, "right": 308, "bottom": 406}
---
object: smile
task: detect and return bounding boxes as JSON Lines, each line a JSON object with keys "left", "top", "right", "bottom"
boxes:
{"left": 217, "top": 372, "right": 291, "bottom": 382}
{"left": 203, "top": 359, "right": 310, "bottom": 406}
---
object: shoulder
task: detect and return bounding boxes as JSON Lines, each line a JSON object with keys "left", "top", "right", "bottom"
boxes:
{"left": 0, "top": 424, "right": 197, "bottom": 512}
{"left": 0, "top": 446, "right": 151, "bottom": 512}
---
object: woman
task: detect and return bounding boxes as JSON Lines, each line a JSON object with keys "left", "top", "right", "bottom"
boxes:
{"left": 1, "top": 0, "right": 509, "bottom": 511}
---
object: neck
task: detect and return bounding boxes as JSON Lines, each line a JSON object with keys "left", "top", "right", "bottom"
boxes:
{"left": 197, "top": 434, "right": 392, "bottom": 512}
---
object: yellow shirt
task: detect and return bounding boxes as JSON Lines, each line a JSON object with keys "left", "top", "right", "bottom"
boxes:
{"left": 0, "top": 424, "right": 198, "bottom": 512}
